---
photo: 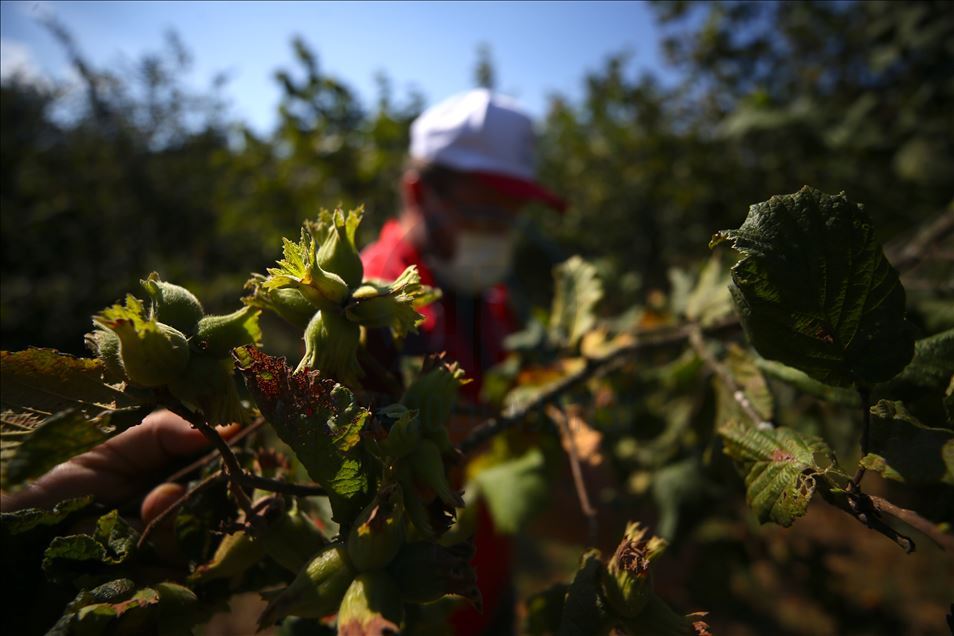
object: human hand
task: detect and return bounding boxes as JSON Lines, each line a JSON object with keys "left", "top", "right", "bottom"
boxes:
{"left": 0, "top": 410, "right": 239, "bottom": 527}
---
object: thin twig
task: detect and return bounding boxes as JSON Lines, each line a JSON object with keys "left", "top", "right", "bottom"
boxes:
{"left": 834, "top": 488, "right": 915, "bottom": 554}
{"left": 546, "top": 405, "right": 598, "bottom": 547}
{"left": 869, "top": 494, "right": 954, "bottom": 552}
{"left": 165, "top": 416, "right": 266, "bottom": 484}
{"left": 687, "top": 328, "right": 939, "bottom": 552}
{"left": 688, "top": 326, "right": 773, "bottom": 428}
{"left": 458, "top": 316, "right": 740, "bottom": 454}
{"left": 137, "top": 471, "right": 225, "bottom": 550}
{"left": 164, "top": 403, "right": 259, "bottom": 528}
{"left": 241, "top": 473, "right": 326, "bottom": 497}
{"left": 850, "top": 388, "right": 871, "bottom": 490}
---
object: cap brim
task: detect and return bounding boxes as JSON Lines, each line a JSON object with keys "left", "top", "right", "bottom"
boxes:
{"left": 475, "top": 172, "right": 567, "bottom": 213}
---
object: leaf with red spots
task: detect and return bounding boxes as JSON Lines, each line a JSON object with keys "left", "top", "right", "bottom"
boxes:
{"left": 718, "top": 419, "right": 844, "bottom": 526}
{"left": 234, "top": 346, "right": 371, "bottom": 523}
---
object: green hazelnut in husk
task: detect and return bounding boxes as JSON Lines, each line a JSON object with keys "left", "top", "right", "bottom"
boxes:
{"left": 93, "top": 295, "right": 190, "bottom": 388}
{"left": 406, "top": 439, "right": 464, "bottom": 509}
{"left": 258, "top": 542, "right": 354, "bottom": 628}
{"left": 316, "top": 208, "right": 364, "bottom": 290}
{"left": 84, "top": 326, "right": 126, "bottom": 382}
{"left": 346, "top": 483, "right": 406, "bottom": 572}
{"left": 387, "top": 540, "right": 480, "bottom": 610}
{"left": 190, "top": 530, "right": 266, "bottom": 583}
{"left": 337, "top": 571, "right": 404, "bottom": 635}
{"left": 140, "top": 272, "right": 204, "bottom": 334}
{"left": 193, "top": 305, "right": 262, "bottom": 357}
{"left": 168, "top": 354, "right": 246, "bottom": 426}
{"left": 296, "top": 309, "right": 362, "bottom": 385}
{"left": 400, "top": 354, "right": 468, "bottom": 434}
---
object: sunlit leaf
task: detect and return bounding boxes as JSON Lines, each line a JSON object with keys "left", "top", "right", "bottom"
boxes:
{"left": 683, "top": 254, "right": 733, "bottom": 326}
{"left": 712, "top": 344, "right": 774, "bottom": 428}
{"left": 711, "top": 186, "right": 915, "bottom": 387}
{"left": 1, "top": 349, "right": 151, "bottom": 488}
{"left": 550, "top": 256, "right": 603, "bottom": 349}
{"left": 719, "top": 420, "right": 842, "bottom": 526}
{"left": 234, "top": 346, "right": 371, "bottom": 523}
{"left": 471, "top": 447, "right": 548, "bottom": 534}
{"left": 860, "top": 400, "right": 954, "bottom": 485}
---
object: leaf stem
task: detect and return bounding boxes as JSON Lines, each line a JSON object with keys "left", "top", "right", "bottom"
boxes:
{"left": 546, "top": 405, "right": 599, "bottom": 547}
{"left": 164, "top": 402, "right": 260, "bottom": 529}
{"left": 688, "top": 326, "right": 773, "bottom": 429}
{"left": 850, "top": 387, "right": 871, "bottom": 490}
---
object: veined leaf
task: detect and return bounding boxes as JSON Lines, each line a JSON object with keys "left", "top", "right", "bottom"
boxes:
{"left": 755, "top": 358, "right": 860, "bottom": 407}
{"left": 711, "top": 186, "right": 914, "bottom": 388}
{"left": 549, "top": 256, "right": 603, "bottom": 349}
{"left": 860, "top": 400, "right": 954, "bottom": 485}
{"left": 0, "top": 496, "right": 93, "bottom": 535}
{"left": 882, "top": 328, "right": 954, "bottom": 394}
{"left": 42, "top": 509, "right": 139, "bottom": 581}
{"left": 234, "top": 346, "right": 371, "bottom": 523}
{"left": 684, "top": 254, "right": 733, "bottom": 326}
{"left": 712, "top": 344, "right": 774, "bottom": 428}
{"left": 3, "top": 405, "right": 148, "bottom": 487}
{"left": 1, "top": 349, "right": 140, "bottom": 414}
{"left": 719, "top": 420, "right": 841, "bottom": 526}
{"left": 345, "top": 265, "right": 436, "bottom": 339}
{"left": 49, "top": 579, "right": 199, "bottom": 636}
{"left": 471, "top": 447, "right": 548, "bottom": 534}
{"left": 1, "top": 349, "right": 151, "bottom": 488}
{"left": 557, "top": 550, "right": 608, "bottom": 636}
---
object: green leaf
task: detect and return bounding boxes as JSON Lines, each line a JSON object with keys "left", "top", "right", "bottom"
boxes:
{"left": 549, "top": 256, "right": 603, "bottom": 349}
{"left": 683, "top": 253, "right": 733, "bottom": 326}
{"left": 617, "top": 594, "right": 703, "bottom": 636}
{"left": 883, "top": 328, "right": 954, "bottom": 393}
{"left": 0, "top": 496, "right": 93, "bottom": 535}
{"left": 471, "top": 447, "right": 548, "bottom": 534}
{"left": 3, "top": 406, "right": 148, "bottom": 487}
{"left": 719, "top": 420, "right": 841, "bottom": 526}
{"left": 523, "top": 583, "right": 569, "bottom": 636}
{"left": 264, "top": 230, "right": 349, "bottom": 310}
{"left": 711, "top": 186, "right": 915, "bottom": 387}
{"left": 140, "top": 272, "right": 205, "bottom": 335}
{"left": 234, "top": 346, "right": 371, "bottom": 523}
{"left": 860, "top": 400, "right": 954, "bottom": 485}
{"left": 557, "top": 550, "right": 608, "bottom": 636}
{"left": 712, "top": 344, "right": 775, "bottom": 428}
{"left": 1, "top": 349, "right": 151, "bottom": 488}
{"left": 345, "top": 265, "right": 434, "bottom": 339}
{"left": 43, "top": 510, "right": 139, "bottom": 579}
{"left": 51, "top": 580, "right": 200, "bottom": 636}
{"left": 1, "top": 349, "right": 141, "bottom": 415}
{"left": 755, "top": 358, "right": 860, "bottom": 407}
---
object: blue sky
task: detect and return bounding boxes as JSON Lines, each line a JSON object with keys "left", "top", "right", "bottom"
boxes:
{"left": 1, "top": 1, "right": 675, "bottom": 133}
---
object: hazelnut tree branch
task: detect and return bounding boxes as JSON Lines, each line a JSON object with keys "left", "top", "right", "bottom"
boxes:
{"left": 687, "top": 326, "right": 954, "bottom": 553}
{"left": 458, "top": 316, "right": 740, "bottom": 454}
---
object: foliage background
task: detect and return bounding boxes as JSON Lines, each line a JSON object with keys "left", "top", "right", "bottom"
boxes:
{"left": 2, "top": 2, "right": 952, "bottom": 634}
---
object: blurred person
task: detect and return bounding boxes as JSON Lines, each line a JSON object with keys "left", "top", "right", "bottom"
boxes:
{"left": 361, "top": 88, "right": 566, "bottom": 636}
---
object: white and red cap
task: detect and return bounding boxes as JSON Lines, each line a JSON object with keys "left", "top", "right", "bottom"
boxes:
{"left": 410, "top": 89, "right": 566, "bottom": 212}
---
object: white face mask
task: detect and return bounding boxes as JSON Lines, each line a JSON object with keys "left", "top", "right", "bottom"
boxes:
{"left": 426, "top": 230, "right": 517, "bottom": 295}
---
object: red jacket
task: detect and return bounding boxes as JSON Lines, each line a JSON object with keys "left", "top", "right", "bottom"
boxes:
{"left": 361, "top": 219, "right": 516, "bottom": 635}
